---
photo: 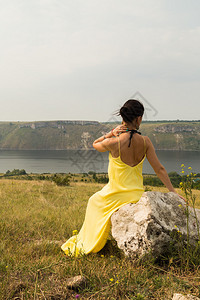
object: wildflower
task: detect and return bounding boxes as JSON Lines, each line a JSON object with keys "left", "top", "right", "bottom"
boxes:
{"left": 73, "top": 230, "right": 78, "bottom": 235}
{"left": 178, "top": 204, "right": 182, "bottom": 207}
{"left": 180, "top": 182, "right": 183, "bottom": 186}
{"left": 116, "top": 280, "right": 119, "bottom": 284}
{"left": 101, "top": 255, "right": 104, "bottom": 258}
{"left": 109, "top": 278, "right": 114, "bottom": 282}
{"left": 75, "top": 295, "right": 80, "bottom": 299}
{"left": 194, "top": 174, "right": 197, "bottom": 176}
{"left": 181, "top": 170, "right": 185, "bottom": 174}
{"left": 174, "top": 225, "right": 177, "bottom": 228}
{"left": 187, "top": 175, "right": 189, "bottom": 177}
{"left": 110, "top": 255, "right": 114, "bottom": 258}
{"left": 188, "top": 167, "right": 192, "bottom": 170}
{"left": 181, "top": 164, "right": 185, "bottom": 167}
{"left": 6, "top": 266, "right": 8, "bottom": 269}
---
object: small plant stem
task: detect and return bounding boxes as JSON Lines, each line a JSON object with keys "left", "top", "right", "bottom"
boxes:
{"left": 34, "top": 272, "right": 38, "bottom": 300}
{"left": 88, "top": 283, "right": 116, "bottom": 299}
{"left": 186, "top": 201, "right": 190, "bottom": 271}
{"left": 192, "top": 197, "right": 200, "bottom": 240}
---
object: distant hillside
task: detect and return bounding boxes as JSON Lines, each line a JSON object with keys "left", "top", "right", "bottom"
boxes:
{"left": 140, "top": 121, "right": 200, "bottom": 151}
{"left": 0, "top": 120, "right": 199, "bottom": 151}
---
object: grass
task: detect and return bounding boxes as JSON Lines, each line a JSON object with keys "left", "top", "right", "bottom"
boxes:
{"left": 0, "top": 178, "right": 200, "bottom": 299}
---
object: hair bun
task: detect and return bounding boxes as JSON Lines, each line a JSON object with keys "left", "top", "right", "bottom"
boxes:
{"left": 117, "top": 99, "right": 144, "bottom": 123}
{"left": 120, "top": 106, "right": 128, "bottom": 113}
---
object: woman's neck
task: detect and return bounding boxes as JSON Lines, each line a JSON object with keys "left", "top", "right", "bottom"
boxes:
{"left": 122, "top": 121, "right": 138, "bottom": 130}
{"left": 127, "top": 126, "right": 137, "bottom": 130}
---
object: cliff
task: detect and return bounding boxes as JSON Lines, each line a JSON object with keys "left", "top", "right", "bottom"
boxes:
{"left": 141, "top": 122, "right": 200, "bottom": 151}
{"left": 0, "top": 120, "right": 199, "bottom": 151}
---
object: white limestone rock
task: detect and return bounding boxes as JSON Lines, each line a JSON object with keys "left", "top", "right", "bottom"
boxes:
{"left": 111, "top": 192, "right": 200, "bottom": 257}
{"left": 66, "top": 275, "right": 87, "bottom": 290}
{"left": 172, "top": 294, "right": 200, "bottom": 300}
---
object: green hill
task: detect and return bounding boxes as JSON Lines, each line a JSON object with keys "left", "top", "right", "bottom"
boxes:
{"left": 141, "top": 121, "right": 200, "bottom": 151}
{"left": 0, "top": 120, "right": 199, "bottom": 151}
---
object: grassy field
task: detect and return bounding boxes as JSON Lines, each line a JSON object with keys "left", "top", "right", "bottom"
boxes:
{"left": 1, "top": 178, "right": 200, "bottom": 299}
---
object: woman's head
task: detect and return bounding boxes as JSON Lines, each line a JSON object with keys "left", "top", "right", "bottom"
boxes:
{"left": 118, "top": 99, "right": 144, "bottom": 124}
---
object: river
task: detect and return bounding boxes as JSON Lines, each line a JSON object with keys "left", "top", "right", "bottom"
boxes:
{"left": 0, "top": 150, "right": 199, "bottom": 174}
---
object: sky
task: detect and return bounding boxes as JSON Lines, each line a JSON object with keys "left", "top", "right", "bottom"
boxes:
{"left": 0, "top": 0, "right": 200, "bottom": 122}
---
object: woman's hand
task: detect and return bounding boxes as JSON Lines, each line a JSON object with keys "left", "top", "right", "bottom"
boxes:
{"left": 93, "top": 124, "right": 128, "bottom": 152}
{"left": 112, "top": 125, "right": 128, "bottom": 137}
{"left": 174, "top": 192, "right": 188, "bottom": 203}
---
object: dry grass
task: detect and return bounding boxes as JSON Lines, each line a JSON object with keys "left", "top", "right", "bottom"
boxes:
{"left": 146, "top": 186, "right": 200, "bottom": 208}
{"left": 0, "top": 179, "right": 200, "bottom": 299}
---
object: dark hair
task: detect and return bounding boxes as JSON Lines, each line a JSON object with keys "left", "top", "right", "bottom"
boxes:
{"left": 118, "top": 99, "right": 144, "bottom": 123}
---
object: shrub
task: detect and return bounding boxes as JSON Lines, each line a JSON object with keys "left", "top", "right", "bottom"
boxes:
{"left": 5, "top": 169, "right": 27, "bottom": 176}
{"left": 52, "top": 174, "right": 70, "bottom": 186}
{"left": 143, "top": 177, "right": 163, "bottom": 187}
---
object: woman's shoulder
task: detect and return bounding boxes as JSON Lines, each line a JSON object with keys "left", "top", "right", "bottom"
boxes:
{"left": 142, "top": 135, "right": 155, "bottom": 151}
{"left": 135, "top": 134, "right": 149, "bottom": 144}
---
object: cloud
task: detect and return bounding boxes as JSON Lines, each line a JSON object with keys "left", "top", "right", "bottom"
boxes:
{"left": 0, "top": 0, "right": 199, "bottom": 120}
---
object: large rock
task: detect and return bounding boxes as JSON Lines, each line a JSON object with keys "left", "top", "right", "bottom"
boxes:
{"left": 172, "top": 294, "right": 200, "bottom": 300}
{"left": 111, "top": 192, "right": 200, "bottom": 257}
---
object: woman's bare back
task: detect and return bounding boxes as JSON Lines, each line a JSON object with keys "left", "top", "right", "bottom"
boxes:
{"left": 110, "top": 133, "right": 146, "bottom": 167}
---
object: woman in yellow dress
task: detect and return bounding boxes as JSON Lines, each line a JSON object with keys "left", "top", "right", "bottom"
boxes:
{"left": 61, "top": 99, "right": 184, "bottom": 256}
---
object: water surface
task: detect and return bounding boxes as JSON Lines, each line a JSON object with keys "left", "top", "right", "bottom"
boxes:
{"left": 0, "top": 150, "right": 199, "bottom": 174}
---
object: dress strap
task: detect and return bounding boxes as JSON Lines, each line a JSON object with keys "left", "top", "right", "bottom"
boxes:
{"left": 127, "top": 129, "right": 141, "bottom": 147}
{"left": 118, "top": 136, "right": 121, "bottom": 158}
{"left": 142, "top": 136, "right": 146, "bottom": 155}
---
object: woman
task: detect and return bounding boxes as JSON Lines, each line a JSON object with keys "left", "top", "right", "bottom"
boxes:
{"left": 61, "top": 99, "right": 184, "bottom": 256}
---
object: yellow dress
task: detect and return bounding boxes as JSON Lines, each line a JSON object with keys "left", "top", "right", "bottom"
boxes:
{"left": 61, "top": 136, "right": 146, "bottom": 256}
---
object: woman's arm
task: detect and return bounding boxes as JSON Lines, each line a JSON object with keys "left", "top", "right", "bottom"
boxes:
{"left": 93, "top": 125, "right": 127, "bottom": 152}
{"left": 145, "top": 136, "right": 186, "bottom": 200}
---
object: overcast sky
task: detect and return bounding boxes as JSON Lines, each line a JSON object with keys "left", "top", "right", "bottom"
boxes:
{"left": 0, "top": 0, "right": 200, "bottom": 122}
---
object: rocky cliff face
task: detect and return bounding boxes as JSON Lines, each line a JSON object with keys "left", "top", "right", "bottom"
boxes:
{"left": 154, "top": 124, "right": 198, "bottom": 133}
{"left": 140, "top": 122, "right": 200, "bottom": 151}
{"left": 0, "top": 121, "right": 199, "bottom": 150}
{"left": 19, "top": 120, "right": 99, "bottom": 129}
